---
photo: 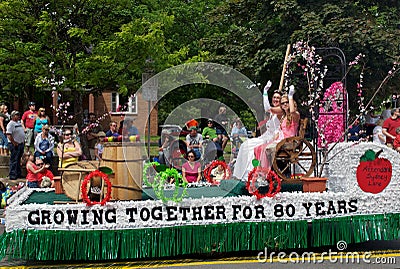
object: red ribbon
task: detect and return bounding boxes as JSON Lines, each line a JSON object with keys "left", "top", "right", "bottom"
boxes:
{"left": 203, "top": 160, "right": 231, "bottom": 185}
{"left": 81, "top": 170, "right": 112, "bottom": 206}
{"left": 246, "top": 168, "right": 281, "bottom": 199}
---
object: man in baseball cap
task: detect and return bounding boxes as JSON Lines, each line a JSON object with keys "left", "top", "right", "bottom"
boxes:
{"left": 6, "top": 110, "right": 24, "bottom": 179}
{"left": 10, "top": 110, "right": 20, "bottom": 118}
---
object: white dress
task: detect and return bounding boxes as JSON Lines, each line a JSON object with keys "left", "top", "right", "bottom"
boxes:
{"left": 373, "top": 125, "right": 386, "bottom": 145}
{"left": 232, "top": 114, "right": 283, "bottom": 180}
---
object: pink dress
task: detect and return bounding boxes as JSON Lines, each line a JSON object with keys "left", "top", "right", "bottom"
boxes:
{"left": 182, "top": 161, "right": 201, "bottom": 183}
{"left": 254, "top": 119, "right": 299, "bottom": 169}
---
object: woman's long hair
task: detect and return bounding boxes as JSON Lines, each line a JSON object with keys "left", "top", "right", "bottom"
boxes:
{"left": 20, "top": 151, "right": 32, "bottom": 166}
{"left": 280, "top": 95, "right": 297, "bottom": 126}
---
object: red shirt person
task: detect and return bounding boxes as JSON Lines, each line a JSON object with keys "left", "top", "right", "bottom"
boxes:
{"left": 382, "top": 108, "right": 400, "bottom": 146}
{"left": 21, "top": 101, "right": 38, "bottom": 151}
{"left": 36, "top": 158, "right": 54, "bottom": 187}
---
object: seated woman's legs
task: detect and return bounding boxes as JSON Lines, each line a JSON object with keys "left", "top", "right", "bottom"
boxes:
{"left": 158, "top": 151, "right": 166, "bottom": 165}
{"left": 44, "top": 151, "right": 53, "bottom": 166}
{"left": 221, "top": 134, "right": 229, "bottom": 150}
{"left": 192, "top": 148, "right": 201, "bottom": 160}
{"left": 34, "top": 151, "right": 53, "bottom": 165}
{"left": 33, "top": 151, "right": 42, "bottom": 160}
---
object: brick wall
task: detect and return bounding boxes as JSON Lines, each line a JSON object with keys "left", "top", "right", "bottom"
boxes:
{"left": 93, "top": 91, "right": 158, "bottom": 136}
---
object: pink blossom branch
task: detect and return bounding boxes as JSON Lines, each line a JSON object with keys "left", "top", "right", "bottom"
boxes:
{"left": 318, "top": 63, "right": 399, "bottom": 177}
{"left": 81, "top": 112, "right": 111, "bottom": 134}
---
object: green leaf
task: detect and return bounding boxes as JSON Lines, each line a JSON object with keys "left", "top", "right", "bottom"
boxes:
{"left": 365, "top": 149, "right": 376, "bottom": 161}
{"left": 98, "top": 166, "right": 114, "bottom": 175}
{"left": 252, "top": 159, "right": 260, "bottom": 167}
{"left": 155, "top": 164, "right": 168, "bottom": 172}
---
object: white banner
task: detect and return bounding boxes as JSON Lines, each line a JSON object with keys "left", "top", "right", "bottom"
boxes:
{"left": 6, "top": 142, "right": 400, "bottom": 232}
{"left": 5, "top": 188, "right": 400, "bottom": 232}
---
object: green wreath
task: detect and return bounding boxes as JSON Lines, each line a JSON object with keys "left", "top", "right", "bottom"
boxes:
{"left": 143, "top": 162, "right": 188, "bottom": 203}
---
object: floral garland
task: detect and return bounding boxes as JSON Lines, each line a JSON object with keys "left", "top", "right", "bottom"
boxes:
{"left": 286, "top": 41, "right": 327, "bottom": 112}
{"left": 203, "top": 160, "right": 231, "bottom": 185}
{"left": 81, "top": 112, "right": 110, "bottom": 134}
{"left": 317, "top": 81, "right": 346, "bottom": 148}
{"left": 142, "top": 161, "right": 160, "bottom": 187}
{"left": 142, "top": 161, "right": 188, "bottom": 203}
{"left": 155, "top": 168, "right": 187, "bottom": 203}
{"left": 246, "top": 167, "right": 281, "bottom": 199}
{"left": 81, "top": 170, "right": 112, "bottom": 206}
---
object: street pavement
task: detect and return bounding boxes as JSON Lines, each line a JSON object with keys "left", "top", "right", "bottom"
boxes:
{"left": 0, "top": 240, "right": 399, "bottom": 268}
{"left": 0, "top": 179, "right": 399, "bottom": 268}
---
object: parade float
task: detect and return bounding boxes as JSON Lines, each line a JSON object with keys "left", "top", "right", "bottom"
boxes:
{"left": 1, "top": 45, "right": 399, "bottom": 262}
{"left": 1, "top": 140, "right": 400, "bottom": 262}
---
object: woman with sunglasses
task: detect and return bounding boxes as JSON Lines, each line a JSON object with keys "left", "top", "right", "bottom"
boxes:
{"left": 56, "top": 129, "right": 82, "bottom": 168}
{"left": 34, "top": 124, "right": 55, "bottom": 168}
{"left": 21, "top": 151, "right": 49, "bottom": 188}
{"left": 33, "top": 107, "right": 50, "bottom": 139}
{"left": 182, "top": 150, "right": 202, "bottom": 183}
{"left": 36, "top": 158, "right": 54, "bottom": 187}
{"left": 254, "top": 86, "right": 300, "bottom": 168}
{"left": 106, "top": 121, "right": 119, "bottom": 137}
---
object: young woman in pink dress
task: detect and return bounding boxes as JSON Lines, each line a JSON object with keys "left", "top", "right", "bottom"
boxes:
{"left": 182, "top": 150, "right": 202, "bottom": 183}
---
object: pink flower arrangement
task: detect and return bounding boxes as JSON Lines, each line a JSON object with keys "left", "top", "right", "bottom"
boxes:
{"left": 317, "top": 82, "right": 346, "bottom": 148}
{"left": 287, "top": 41, "right": 327, "bottom": 124}
{"left": 270, "top": 41, "right": 397, "bottom": 176}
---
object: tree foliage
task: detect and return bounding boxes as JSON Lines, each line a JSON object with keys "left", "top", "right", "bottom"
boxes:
{"left": 0, "top": 0, "right": 208, "bottom": 122}
{"left": 203, "top": 0, "right": 400, "bottom": 115}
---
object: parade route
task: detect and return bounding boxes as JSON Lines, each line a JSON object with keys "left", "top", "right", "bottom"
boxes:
{"left": 1, "top": 240, "right": 399, "bottom": 268}
{"left": 0, "top": 252, "right": 398, "bottom": 268}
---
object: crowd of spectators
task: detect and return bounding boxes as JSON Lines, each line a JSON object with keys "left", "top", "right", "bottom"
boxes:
{"left": 2, "top": 101, "right": 139, "bottom": 189}
{"left": 2, "top": 94, "right": 400, "bottom": 187}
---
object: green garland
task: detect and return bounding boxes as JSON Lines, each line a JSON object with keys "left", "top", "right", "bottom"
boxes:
{"left": 311, "top": 213, "right": 400, "bottom": 247}
{"left": 155, "top": 168, "right": 187, "bottom": 203}
{"left": 143, "top": 162, "right": 188, "bottom": 203}
{"left": 142, "top": 161, "right": 159, "bottom": 187}
{"left": 2, "top": 211, "right": 400, "bottom": 261}
{"left": 0, "top": 220, "right": 308, "bottom": 261}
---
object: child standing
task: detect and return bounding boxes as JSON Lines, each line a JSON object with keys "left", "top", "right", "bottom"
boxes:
{"left": 21, "top": 152, "right": 49, "bottom": 188}
{"left": 94, "top": 131, "right": 106, "bottom": 162}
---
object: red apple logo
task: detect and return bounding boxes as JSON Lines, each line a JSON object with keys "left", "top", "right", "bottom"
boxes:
{"left": 356, "top": 149, "right": 392, "bottom": 194}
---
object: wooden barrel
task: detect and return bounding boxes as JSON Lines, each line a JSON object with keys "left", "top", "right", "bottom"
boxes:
{"left": 100, "top": 142, "right": 144, "bottom": 200}
{"left": 62, "top": 161, "right": 99, "bottom": 200}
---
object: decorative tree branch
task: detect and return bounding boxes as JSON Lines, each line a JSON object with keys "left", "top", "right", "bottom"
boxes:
{"left": 285, "top": 41, "right": 399, "bottom": 178}
{"left": 318, "top": 63, "right": 399, "bottom": 177}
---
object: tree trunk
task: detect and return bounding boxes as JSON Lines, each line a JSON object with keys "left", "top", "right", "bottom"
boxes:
{"left": 72, "top": 90, "right": 84, "bottom": 128}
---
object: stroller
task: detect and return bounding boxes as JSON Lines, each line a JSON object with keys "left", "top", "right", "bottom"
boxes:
{"left": 167, "top": 139, "right": 188, "bottom": 171}
{"left": 201, "top": 139, "right": 224, "bottom": 165}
